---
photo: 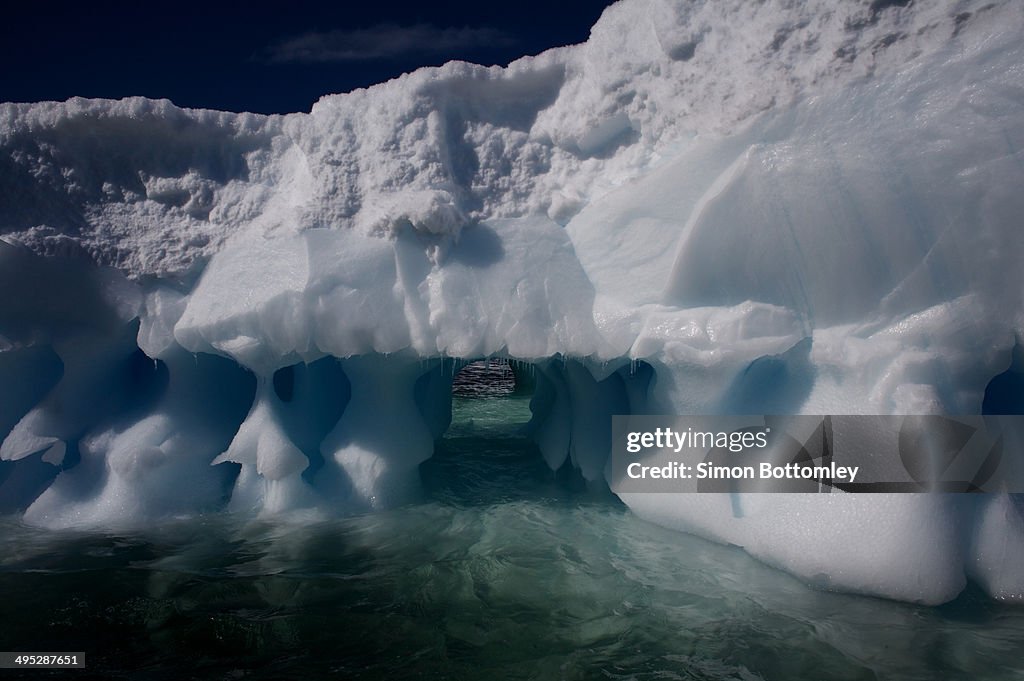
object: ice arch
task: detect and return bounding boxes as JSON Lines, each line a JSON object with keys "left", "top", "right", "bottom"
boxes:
{"left": 2, "top": 217, "right": 1023, "bottom": 605}
{"left": 3, "top": 0, "right": 1024, "bottom": 605}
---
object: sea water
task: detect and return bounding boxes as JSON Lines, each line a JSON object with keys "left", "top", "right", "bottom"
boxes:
{"left": 1, "top": 387, "right": 1023, "bottom": 680}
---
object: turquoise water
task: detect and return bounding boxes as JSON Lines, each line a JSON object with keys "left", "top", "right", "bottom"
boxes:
{"left": 1, "top": 394, "right": 1023, "bottom": 679}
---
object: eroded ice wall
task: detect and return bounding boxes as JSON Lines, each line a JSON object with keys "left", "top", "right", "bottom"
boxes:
{"left": 2, "top": 0, "right": 1024, "bottom": 604}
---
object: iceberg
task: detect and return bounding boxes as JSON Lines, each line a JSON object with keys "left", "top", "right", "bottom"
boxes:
{"left": 1, "top": 0, "right": 1023, "bottom": 604}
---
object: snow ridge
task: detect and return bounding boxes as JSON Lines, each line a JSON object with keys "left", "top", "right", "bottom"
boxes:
{"left": 2, "top": 0, "right": 1010, "bottom": 277}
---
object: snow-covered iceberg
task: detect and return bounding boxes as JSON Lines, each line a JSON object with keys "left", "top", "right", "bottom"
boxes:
{"left": 2, "top": 0, "right": 1023, "bottom": 604}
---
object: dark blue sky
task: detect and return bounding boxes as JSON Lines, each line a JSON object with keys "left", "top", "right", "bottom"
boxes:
{"left": 0, "top": 1, "right": 616, "bottom": 114}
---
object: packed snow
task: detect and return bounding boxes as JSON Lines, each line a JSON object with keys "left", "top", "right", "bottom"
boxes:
{"left": 2, "top": 0, "right": 1024, "bottom": 604}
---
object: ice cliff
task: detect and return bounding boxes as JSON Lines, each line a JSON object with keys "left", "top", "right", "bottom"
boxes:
{"left": 2, "top": 0, "right": 1024, "bottom": 604}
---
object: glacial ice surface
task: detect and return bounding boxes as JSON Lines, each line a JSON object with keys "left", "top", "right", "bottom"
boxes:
{"left": 2, "top": 0, "right": 1024, "bottom": 604}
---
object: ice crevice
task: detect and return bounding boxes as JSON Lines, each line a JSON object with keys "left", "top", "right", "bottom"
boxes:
{"left": 2, "top": 0, "right": 1024, "bottom": 605}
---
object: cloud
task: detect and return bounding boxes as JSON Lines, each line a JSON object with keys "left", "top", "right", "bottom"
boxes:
{"left": 267, "top": 24, "right": 517, "bottom": 64}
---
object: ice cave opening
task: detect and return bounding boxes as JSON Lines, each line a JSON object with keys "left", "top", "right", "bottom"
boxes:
{"left": 444, "top": 359, "right": 540, "bottom": 445}
{"left": 443, "top": 359, "right": 538, "bottom": 464}
{"left": 238, "top": 350, "right": 660, "bottom": 514}
{"left": 420, "top": 355, "right": 654, "bottom": 504}
{"left": 450, "top": 358, "right": 521, "bottom": 399}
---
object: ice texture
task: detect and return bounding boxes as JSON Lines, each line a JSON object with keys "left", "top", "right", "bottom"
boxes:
{"left": 2, "top": 0, "right": 1024, "bottom": 604}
